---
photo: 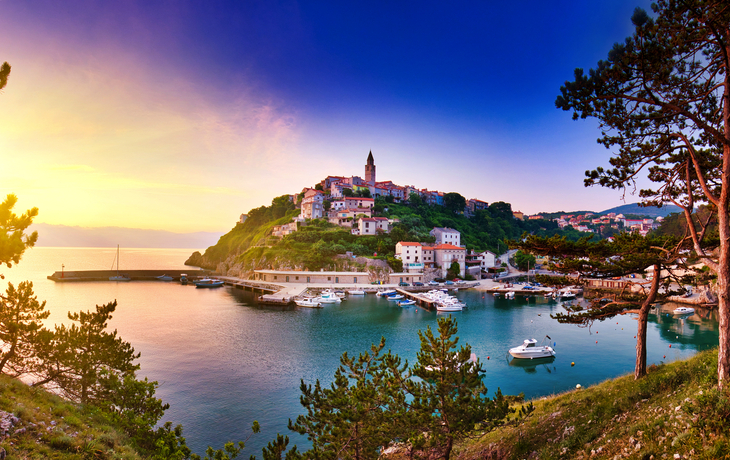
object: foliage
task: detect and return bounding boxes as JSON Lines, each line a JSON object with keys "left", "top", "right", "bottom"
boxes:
{"left": 288, "top": 338, "right": 408, "bottom": 460}
{"left": 443, "top": 192, "right": 466, "bottom": 214}
{"left": 0, "top": 61, "right": 9, "bottom": 91}
{"left": 39, "top": 301, "right": 141, "bottom": 405}
{"left": 513, "top": 251, "right": 535, "bottom": 272}
{"left": 0, "top": 281, "right": 50, "bottom": 376}
{"left": 446, "top": 261, "right": 460, "bottom": 279}
{"left": 0, "top": 194, "right": 38, "bottom": 274}
{"left": 189, "top": 195, "right": 298, "bottom": 268}
{"left": 410, "top": 316, "right": 506, "bottom": 460}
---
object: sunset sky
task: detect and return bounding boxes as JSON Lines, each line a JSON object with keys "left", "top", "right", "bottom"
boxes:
{"left": 1, "top": 0, "right": 653, "bottom": 233}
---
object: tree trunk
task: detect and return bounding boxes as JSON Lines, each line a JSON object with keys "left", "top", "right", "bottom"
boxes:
{"left": 719, "top": 60, "right": 730, "bottom": 390}
{"left": 717, "top": 182, "right": 730, "bottom": 389}
{"left": 635, "top": 264, "right": 661, "bottom": 379}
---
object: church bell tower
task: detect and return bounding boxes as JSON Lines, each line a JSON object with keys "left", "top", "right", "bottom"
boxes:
{"left": 365, "top": 150, "right": 376, "bottom": 185}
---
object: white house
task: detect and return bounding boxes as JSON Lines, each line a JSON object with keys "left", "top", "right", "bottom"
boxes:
{"left": 358, "top": 217, "right": 390, "bottom": 235}
{"left": 430, "top": 227, "right": 461, "bottom": 247}
{"left": 395, "top": 242, "right": 424, "bottom": 273}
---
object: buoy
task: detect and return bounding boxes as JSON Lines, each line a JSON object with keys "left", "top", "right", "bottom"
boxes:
{"left": 669, "top": 344, "right": 672, "bottom": 348}
{"left": 596, "top": 331, "right": 598, "bottom": 334}
{"left": 634, "top": 336, "right": 636, "bottom": 338}
{"left": 571, "top": 362, "right": 575, "bottom": 366}
{"left": 663, "top": 355, "right": 666, "bottom": 358}
{"left": 487, "top": 356, "right": 490, "bottom": 360}
{"left": 576, "top": 384, "right": 582, "bottom": 389}
{"left": 596, "top": 341, "right": 598, "bottom": 344}
{"left": 622, "top": 328, "right": 623, "bottom": 330}
{"left": 617, "top": 322, "right": 619, "bottom": 324}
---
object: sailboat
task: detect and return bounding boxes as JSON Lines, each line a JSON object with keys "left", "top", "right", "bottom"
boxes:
{"left": 109, "top": 245, "right": 131, "bottom": 281}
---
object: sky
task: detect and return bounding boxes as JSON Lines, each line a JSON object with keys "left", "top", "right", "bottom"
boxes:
{"left": 0, "top": 0, "right": 654, "bottom": 233}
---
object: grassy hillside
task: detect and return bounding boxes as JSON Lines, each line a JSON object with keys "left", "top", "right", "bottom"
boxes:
{"left": 454, "top": 348, "right": 729, "bottom": 460}
{"left": 0, "top": 374, "right": 143, "bottom": 459}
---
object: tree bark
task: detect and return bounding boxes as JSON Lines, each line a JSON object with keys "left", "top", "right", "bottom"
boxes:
{"left": 719, "top": 44, "right": 730, "bottom": 390}
{"left": 635, "top": 264, "right": 661, "bottom": 379}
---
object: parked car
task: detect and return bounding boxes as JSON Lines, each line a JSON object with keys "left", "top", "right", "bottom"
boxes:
{"left": 428, "top": 280, "right": 439, "bottom": 286}
{"left": 413, "top": 282, "right": 424, "bottom": 286}
{"left": 399, "top": 281, "right": 409, "bottom": 287}
{"left": 444, "top": 280, "right": 454, "bottom": 285}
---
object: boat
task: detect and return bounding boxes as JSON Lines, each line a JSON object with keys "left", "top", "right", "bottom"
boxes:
{"left": 156, "top": 274, "right": 174, "bottom": 281}
{"left": 318, "top": 291, "right": 342, "bottom": 303}
{"left": 558, "top": 290, "right": 576, "bottom": 300}
{"left": 436, "top": 303, "right": 463, "bottom": 312}
{"left": 673, "top": 306, "right": 695, "bottom": 315}
{"left": 348, "top": 289, "right": 366, "bottom": 295}
{"left": 194, "top": 278, "right": 225, "bottom": 288}
{"left": 109, "top": 245, "right": 131, "bottom": 282}
{"left": 505, "top": 291, "right": 515, "bottom": 300}
{"left": 180, "top": 274, "right": 188, "bottom": 285}
{"left": 376, "top": 289, "right": 397, "bottom": 297}
{"left": 295, "top": 298, "right": 322, "bottom": 308}
{"left": 398, "top": 300, "right": 416, "bottom": 307}
{"left": 387, "top": 294, "right": 404, "bottom": 301}
{"left": 509, "top": 337, "right": 556, "bottom": 359}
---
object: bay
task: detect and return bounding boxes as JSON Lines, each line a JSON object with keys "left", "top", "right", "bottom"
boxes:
{"left": 2, "top": 247, "right": 720, "bottom": 455}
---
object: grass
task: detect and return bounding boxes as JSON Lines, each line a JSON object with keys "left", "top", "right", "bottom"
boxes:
{"left": 0, "top": 375, "right": 141, "bottom": 459}
{"left": 454, "top": 348, "right": 730, "bottom": 460}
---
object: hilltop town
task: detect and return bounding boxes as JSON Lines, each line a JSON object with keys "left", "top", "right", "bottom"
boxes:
{"left": 189, "top": 152, "right": 675, "bottom": 285}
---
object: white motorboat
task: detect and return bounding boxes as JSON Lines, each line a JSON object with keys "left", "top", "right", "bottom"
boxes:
{"left": 436, "top": 303, "right": 463, "bottom": 312}
{"left": 673, "top": 306, "right": 695, "bottom": 315}
{"left": 505, "top": 291, "right": 515, "bottom": 300}
{"left": 318, "top": 292, "right": 342, "bottom": 303}
{"left": 348, "top": 289, "right": 366, "bottom": 295}
{"left": 509, "top": 337, "right": 556, "bottom": 359}
{"left": 558, "top": 290, "right": 576, "bottom": 300}
{"left": 387, "top": 294, "right": 404, "bottom": 301}
{"left": 376, "top": 289, "right": 397, "bottom": 297}
{"left": 295, "top": 298, "right": 322, "bottom": 308}
{"left": 156, "top": 274, "right": 174, "bottom": 281}
{"left": 398, "top": 300, "right": 416, "bottom": 307}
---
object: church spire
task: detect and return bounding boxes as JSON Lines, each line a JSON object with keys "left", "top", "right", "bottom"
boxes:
{"left": 365, "top": 150, "right": 376, "bottom": 185}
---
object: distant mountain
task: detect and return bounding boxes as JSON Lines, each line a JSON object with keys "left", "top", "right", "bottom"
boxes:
{"left": 598, "top": 203, "right": 681, "bottom": 218}
{"left": 29, "top": 223, "right": 222, "bottom": 249}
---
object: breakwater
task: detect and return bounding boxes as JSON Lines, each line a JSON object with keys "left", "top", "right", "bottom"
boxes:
{"left": 47, "top": 269, "right": 210, "bottom": 282}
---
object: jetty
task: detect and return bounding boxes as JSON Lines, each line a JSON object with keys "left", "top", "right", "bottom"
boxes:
{"left": 48, "top": 269, "right": 211, "bottom": 282}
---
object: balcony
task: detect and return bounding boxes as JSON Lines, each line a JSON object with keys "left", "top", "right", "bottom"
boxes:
{"left": 404, "top": 263, "right": 424, "bottom": 272}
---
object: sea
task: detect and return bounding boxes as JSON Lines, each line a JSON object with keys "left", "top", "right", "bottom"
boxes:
{"left": 2, "top": 247, "right": 721, "bottom": 456}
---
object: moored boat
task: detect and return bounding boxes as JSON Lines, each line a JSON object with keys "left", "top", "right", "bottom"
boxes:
{"left": 156, "top": 274, "right": 174, "bottom": 281}
{"left": 348, "top": 289, "right": 366, "bottom": 295}
{"left": 295, "top": 298, "right": 322, "bottom": 308}
{"left": 387, "top": 294, "right": 404, "bottom": 301}
{"left": 673, "top": 306, "right": 695, "bottom": 315}
{"left": 194, "top": 278, "right": 224, "bottom": 288}
{"left": 398, "top": 299, "right": 416, "bottom": 307}
{"left": 509, "top": 337, "right": 555, "bottom": 359}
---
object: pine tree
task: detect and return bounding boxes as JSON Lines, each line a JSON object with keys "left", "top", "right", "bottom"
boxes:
{"left": 556, "top": 0, "right": 730, "bottom": 387}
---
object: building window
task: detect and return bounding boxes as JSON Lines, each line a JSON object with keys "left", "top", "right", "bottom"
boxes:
{"left": 274, "top": 276, "right": 277, "bottom": 280}
{"left": 335, "top": 277, "right": 339, "bottom": 283}
{"left": 307, "top": 277, "right": 310, "bottom": 283}
{"left": 286, "top": 276, "right": 289, "bottom": 282}
{"left": 328, "top": 277, "right": 331, "bottom": 281}
{"left": 296, "top": 276, "right": 299, "bottom": 280}
{"left": 354, "top": 277, "right": 357, "bottom": 283}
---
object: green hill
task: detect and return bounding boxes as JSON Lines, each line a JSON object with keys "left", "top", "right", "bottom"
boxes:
{"left": 599, "top": 203, "right": 681, "bottom": 218}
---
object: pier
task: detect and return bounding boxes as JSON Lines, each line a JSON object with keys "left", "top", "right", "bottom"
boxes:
{"left": 48, "top": 269, "right": 211, "bottom": 282}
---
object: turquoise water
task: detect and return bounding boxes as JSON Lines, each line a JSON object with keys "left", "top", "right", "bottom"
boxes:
{"left": 3, "top": 248, "right": 720, "bottom": 455}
